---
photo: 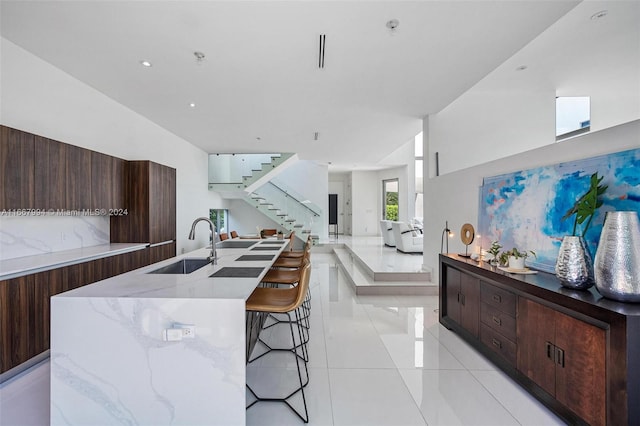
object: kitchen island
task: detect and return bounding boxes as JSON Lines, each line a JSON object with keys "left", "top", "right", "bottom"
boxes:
{"left": 50, "top": 239, "right": 289, "bottom": 425}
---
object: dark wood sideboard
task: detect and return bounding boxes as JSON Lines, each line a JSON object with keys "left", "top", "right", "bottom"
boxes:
{"left": 440, "top": 254, "right": 640, "bottom": 426}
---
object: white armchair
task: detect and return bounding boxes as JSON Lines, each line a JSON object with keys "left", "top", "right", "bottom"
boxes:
{"left": 391, "top": 221, "right": 423, "bottom": 254}
{"left": 380, "top": 220, "right": 396, "bottom": 247}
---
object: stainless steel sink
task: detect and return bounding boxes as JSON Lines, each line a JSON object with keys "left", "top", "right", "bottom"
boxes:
{"left": 148, "top": 258, "right": 211, "bottom": 274}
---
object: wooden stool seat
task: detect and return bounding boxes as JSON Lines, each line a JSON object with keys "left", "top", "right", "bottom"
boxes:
{"left": 262, "top": 268, "right": 302, "bottom": 285}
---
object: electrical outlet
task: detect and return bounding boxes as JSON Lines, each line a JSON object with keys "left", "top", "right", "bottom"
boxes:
{"left": 173, "top": 323, "right": 196, "bottom": 339}
{"left": 181, "top": 324, "right": 196, "bottom": 339}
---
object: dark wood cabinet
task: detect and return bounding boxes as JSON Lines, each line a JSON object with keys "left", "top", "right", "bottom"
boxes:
{"left": 111, "top": 161, "right": 176, "bottom": 251}
{"left": 149, "top": 242, "right": 176, "bottom": 264}
{"left": 0, "top": 275, "right": 39, "bottom": 373}
{"left": 91, "top": 151, "right": 126, "bottom": 209}
{"left": 518, "top": 298, "right": 606, "bottom": 426}
{"left": 0, "top": 248, "right": 150, "bottom": 375}
{"left": 4, "top": 126, "right": 127, "bottom": 211}
{"left": 440, "top": 254, "right": 639, "bottom": 425}
{"left": 65, "top": 143, "right": 92, "bottom": 210}
{"left": 0, "top": 125, "right": 35, "bottom": 209}
{"left": 34, "top": 137, "right": 67, "bottom": 209}
{"left": 443, "top": 266, "right": 479, "bottom": 338}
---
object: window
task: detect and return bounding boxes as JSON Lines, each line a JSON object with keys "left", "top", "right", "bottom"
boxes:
{"left": 556, "top": 96, "right": 590, "bottom": 140}
{"left": 383, "top": 179, "right": 399, "bottom": 221}
{"left": 209, "top": 209, "right": 229, "bottom": 237}
{"left": 415, "top": 132, "right": 423, "bottom": 220}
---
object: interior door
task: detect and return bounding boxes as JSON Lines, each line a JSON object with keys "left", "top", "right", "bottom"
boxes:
{"left": 328, "top": 181, "right": 344, "bottom": 234}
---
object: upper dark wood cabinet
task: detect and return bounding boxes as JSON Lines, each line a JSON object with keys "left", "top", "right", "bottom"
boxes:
{"left": 34, "top": 137, "right": 67, "bottom": 209}
{"left": 91, "top": 151, "right": 126, "bottom": 209}
{"left": 111, "top": 160, "right": 176, "bottom": 246}
{"left": 65, "top": 143, "right": 92, "bottom": 210}
{"left": 0, "top": 125, "right": 35, "bottom": 209}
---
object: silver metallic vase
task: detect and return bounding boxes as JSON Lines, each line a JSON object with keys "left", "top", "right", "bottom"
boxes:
{"left": 594, "top": 211, "right": 640, "bottom": 302}
{"left": 555, "top": 236, "right": 594, "bottom": 290}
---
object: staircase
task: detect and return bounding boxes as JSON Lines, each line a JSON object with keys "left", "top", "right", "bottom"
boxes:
{"left": 208, "top": 153, "right": 322, "bottom": 240}
{"left": 244, "top": 183, "right": 321, "bottom": 236}
{"left": 207, "top": 153, "right": 296, "bottom": 195}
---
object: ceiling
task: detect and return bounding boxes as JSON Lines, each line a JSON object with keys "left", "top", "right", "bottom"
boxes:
{"left": 1, "top": 1, "right": 582, "bottom": 170}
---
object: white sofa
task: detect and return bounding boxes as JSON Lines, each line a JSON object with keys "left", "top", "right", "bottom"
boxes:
{"left": 391, "top": 221, "right": 423, "bottom": 254}
{"left": 380, "top": 220, "right": 396, "bottom": 247}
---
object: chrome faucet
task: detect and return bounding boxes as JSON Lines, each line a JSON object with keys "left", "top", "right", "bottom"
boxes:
{"left": 188, "top": 217, "right": 217, "bottom": 264}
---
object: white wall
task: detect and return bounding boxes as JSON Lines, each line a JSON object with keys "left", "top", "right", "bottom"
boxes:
{"left": 1, "top": 38, "right": 225, "bottom": 256}
{"left": 428, "top": 1, "right": 640, "bottom": 177}
{"left": 423, "top": 119, "right": 640, "bottom": 283}
{"left": 379, "top": 137, "right": 417, "bottom": 222}
{"left": 350, "top": 171, "right": 379, "bottom": 236}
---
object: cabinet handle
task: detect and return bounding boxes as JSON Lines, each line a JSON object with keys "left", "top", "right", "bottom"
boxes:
{"left": 461, "top": 294, "right": 466, "bottom": 306}
{"left": 457, "top": 292, "right": 460, "bottom": 303}
{"left": 546, "top": 342, "right": 554, "bottom": 359}
{"left": 555, "top": 347, "right": 565, "bottom": 368}
{"left": 492, "top": 338, "right": 502, "bottom": 349}
{"left": 492, "top": 316, "right": 501, "bottom": 326}
{"left": 492, "top": 294, "right": 502, "bottom": 303}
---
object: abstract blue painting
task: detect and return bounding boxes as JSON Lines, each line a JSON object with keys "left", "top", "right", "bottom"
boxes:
{"left": 478, "top": 148, "right": 640, "bottom": 273}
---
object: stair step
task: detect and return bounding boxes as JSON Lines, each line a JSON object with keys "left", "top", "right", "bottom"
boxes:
{"left": 294, "top": 224, "right": 304, "bottom": 228}
{"left": 285, "top": 219, "right": 296, "bottom": 223}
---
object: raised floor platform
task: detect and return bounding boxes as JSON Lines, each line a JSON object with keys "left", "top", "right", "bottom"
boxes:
{"left": 315, "top": 236, "right": 436, "bottom": 296}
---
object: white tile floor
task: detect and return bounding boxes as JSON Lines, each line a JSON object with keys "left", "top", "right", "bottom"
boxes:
{"left": 0, "top": 252, "right": 565, "bottom": 426}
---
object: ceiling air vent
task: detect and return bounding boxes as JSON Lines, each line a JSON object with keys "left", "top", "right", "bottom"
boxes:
{"left": 318, "top": 34, "right": 326, "bottom": 69}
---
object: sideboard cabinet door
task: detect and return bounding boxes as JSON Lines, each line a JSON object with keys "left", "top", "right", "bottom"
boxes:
{"left": 517, "top": 298, "right": 606, "bottom": 426}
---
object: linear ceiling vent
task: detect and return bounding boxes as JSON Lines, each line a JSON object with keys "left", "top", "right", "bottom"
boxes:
{"left": 318, "top": 34, "right": 326, "bottom": 69}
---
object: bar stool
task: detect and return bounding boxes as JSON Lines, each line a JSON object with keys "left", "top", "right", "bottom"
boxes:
{"left": 246, "top": 263, "right": 311, "bottom": 422}
{"left": 230, "top": 230, "right": 239, "bottom": 239}
{"left": 279, "top": 235, "right": 312, "bottom": 259}
{"left": 260, "top": 258, "right": 311, "bottom": 350}
{"left": 219, "top": 232, "right": 229, "bottom": 241}
{"left": 272, "top": 242, "right": 311, "bottom": 268}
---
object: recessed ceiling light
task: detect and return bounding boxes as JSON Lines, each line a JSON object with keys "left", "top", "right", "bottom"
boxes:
{"left": 591, "top": 10, "right": 608, "bottom": 20}
{"left": 140, "top": 60, "right": 152, "bottom": 67}
{"left": 256, "top": 137, "right": 261, "bottom": 141}
{"left": 189, "top": 103, "right": 196, "bottom": 108}
{"left": 386, "top": 19, "right": 399, "bottom": 31}
{"left": 515, "top": 65, "right": 528, "bottom": 71}
{"left": 314, "top": 132, "right": 319, "bottom": 141}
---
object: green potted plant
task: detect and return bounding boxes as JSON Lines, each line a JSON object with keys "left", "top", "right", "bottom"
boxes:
{"left": 555, "top": 172, "right": 608, "bottom": 289}
{"left": 502, "top": 247, "right": 537, "bottom": 270}
{"left": 561, "top": 172, "right": 608, "bottom": 238}
{"left": 486, "top": 241, "right": 502, "bottom": 265}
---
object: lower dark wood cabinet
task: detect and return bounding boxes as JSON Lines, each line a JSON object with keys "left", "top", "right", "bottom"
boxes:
{"left": 0, "top": 248, "right": 151, "bottom": 375}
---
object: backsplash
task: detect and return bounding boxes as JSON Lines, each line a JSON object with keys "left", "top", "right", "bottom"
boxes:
{"left": 0, "top": 215, "right": 109, "bottom": 261}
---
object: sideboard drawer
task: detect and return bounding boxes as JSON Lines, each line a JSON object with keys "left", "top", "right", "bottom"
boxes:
{"left": 480, "top": 302, "right": 516, "bottom": 341}
{"left": 481, "top": 281, "right": 516, "bottom": 316}
{"left": 480, "top": 323, "right": 516, "bottom": 366}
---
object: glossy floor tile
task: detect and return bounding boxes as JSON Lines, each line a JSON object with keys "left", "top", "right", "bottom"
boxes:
{"left": 1, "top": 250, "right": 564, "bottom": 425}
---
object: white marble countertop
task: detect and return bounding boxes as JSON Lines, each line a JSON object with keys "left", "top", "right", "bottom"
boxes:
{"left": 0, "top": 243, "right": 150, "bottom": 281}
{"left": 57, "top": 239, "right": 289, "bottom": 301}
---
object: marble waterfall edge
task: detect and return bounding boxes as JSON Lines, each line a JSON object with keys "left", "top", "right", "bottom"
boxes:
{"left": 50, "top": 296, "right": 246, "bottom": 425}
